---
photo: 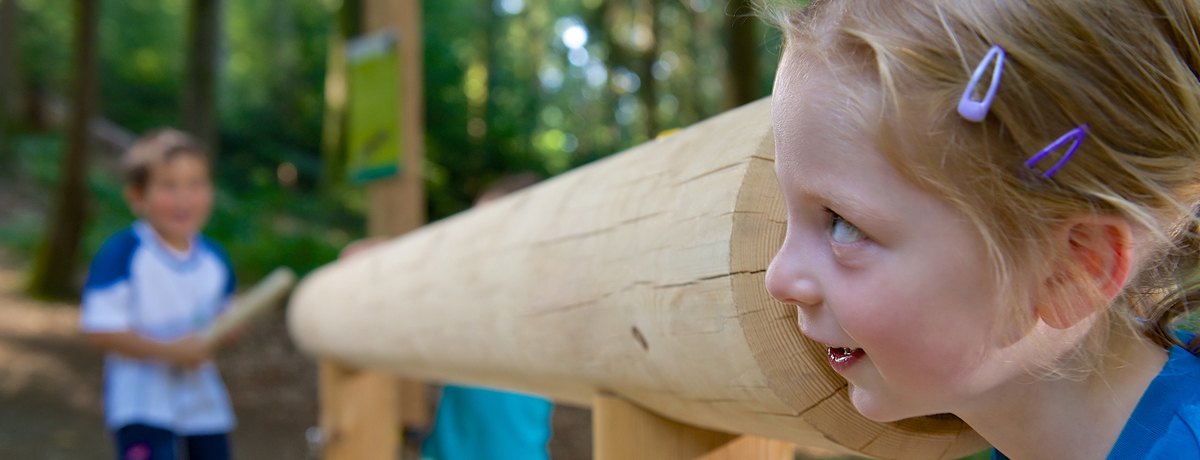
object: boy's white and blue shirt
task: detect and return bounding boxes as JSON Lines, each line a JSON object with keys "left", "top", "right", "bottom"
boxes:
{"left": 80, "top": 221, "right": 237, "bottom": 435}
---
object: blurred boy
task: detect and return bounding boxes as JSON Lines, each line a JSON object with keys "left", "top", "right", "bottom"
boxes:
{"left": 81, "top": 129, "right": 236, "bottom": 460}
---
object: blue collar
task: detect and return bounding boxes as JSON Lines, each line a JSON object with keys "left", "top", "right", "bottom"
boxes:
{"left": 132, "top": 221, "right": 205, "bottom": 271}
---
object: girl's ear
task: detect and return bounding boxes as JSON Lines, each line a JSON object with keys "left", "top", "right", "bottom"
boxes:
{"left": 1037, "top": 215, "right": 1135, "bottom": 329}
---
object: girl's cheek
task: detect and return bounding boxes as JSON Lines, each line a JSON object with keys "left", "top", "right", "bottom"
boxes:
{"left": 834, "top": 279, "right": 913, "bottom": 344}
{"left": 830, "top": 243, "right": 875, "bottom": 268}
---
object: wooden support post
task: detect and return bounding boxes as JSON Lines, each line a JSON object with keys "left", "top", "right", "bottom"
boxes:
{"left": 319, "top": 361, "right": 399, "bottom": 460}
{"left": 319, "top": 0, "right": 426, "bottom": 458}
{"left": 696, "top": 437, "right": 797, "bottom": 460}
{"left": 593, "top": 394, "right": 794, "bottom": 460}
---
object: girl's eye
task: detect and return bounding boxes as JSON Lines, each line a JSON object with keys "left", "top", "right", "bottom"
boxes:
{"left": 830, "top": 213, "right": 866, "bottom": 244}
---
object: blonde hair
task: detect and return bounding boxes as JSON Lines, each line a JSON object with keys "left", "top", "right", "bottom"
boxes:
{"left": 121, "top": 128, "right": 210, "bottom": 190}
{"left": 768, "top": 0, "right": 1200, "bottom": 357}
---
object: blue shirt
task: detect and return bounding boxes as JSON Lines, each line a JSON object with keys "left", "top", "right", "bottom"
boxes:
{"left": 420, "top": 385, "right": 553, "bottom": 460}
{"left": 994, "top": 333, "right": 1200, "bottom": 459}
{"left": 79, "top": 221, "right": 237, "bottom": 435}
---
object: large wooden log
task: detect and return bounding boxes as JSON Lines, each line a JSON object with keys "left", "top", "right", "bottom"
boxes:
{"left": 287, "top": 99, "right": 989, "bottom": 459}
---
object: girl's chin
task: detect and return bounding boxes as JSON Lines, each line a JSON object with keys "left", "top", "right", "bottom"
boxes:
{"left": 846, "top": 383, "right": 917, "bottom": 423}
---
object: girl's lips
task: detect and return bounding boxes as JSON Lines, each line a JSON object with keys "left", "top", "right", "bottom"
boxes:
{"left": 828, "top": 347, "right": 866, "bottom": 373}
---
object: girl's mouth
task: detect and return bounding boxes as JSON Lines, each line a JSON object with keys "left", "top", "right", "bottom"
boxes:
{"left": 827, "top": 347, "right": 866, "bottom": 373}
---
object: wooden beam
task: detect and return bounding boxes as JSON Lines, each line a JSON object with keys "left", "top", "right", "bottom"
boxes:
{"left": 593, "top": 393, "right": 737, "bottom": 460}
{"left": 696, "top": 436, "right": 795, "bottom": 460}
{"left": 289, "top": 99, "right": 988, "bottom": 460}
{"left": 319, "top": 361, "right": 398, "bottom": 460}
{"left": 593, "top": 394, "right": 794, "bottom": 460}
{"left": 318, "top": 0, "right": 426, "bottom": 458}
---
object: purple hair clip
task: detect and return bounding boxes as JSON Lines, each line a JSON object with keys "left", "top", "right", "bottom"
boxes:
{"left": 958, "top": 45, "right": 1006, "bottom": 122}
{"left": 1025, "top": 124, "right": 1089, "bottom": 178}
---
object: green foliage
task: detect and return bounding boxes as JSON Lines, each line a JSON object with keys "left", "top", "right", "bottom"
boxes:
{"left": 16, "top": 0, "right": 338, "bottom": 190}
{"left": 422, "top": 0, "right": 781, "bottom": 219}
{"left": 98, "top": 0, "right": 187, "bottom": 132}
{"left": 204, "top": 181, "right": 357, "bottom": 285}
{"left": 14, "top": 0, "right": 72, "bottom": 92}
{"left": 10, "top": 0, "right": 347, "bottom": 286}
{"left": 6, "top": 0, "right": 784, "bottom": 282}
{"left": 222, "top": 0, "right": 335, "bottom": 164}
{"left": 0, "top": 135, "right": 135, "bottom": 259}
{"left": 0, "top": 133, "right": 356, "bottom": 286}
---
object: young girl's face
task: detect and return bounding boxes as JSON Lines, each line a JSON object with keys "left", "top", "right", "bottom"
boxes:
{"left": 766, "top": 50, "right": 1052, "bottom": 421}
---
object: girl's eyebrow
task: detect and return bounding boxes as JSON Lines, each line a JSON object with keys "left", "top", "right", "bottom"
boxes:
{"left": 806, "top": 180, "right": 904, "bottom": 230}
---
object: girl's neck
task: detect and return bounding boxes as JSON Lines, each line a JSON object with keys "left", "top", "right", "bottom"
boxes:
{"left": 959, "top": 332, "right": 1169, "bottom": 460}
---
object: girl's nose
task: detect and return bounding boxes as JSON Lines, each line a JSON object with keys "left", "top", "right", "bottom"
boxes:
{"left": 765, "top": 244, "right": 823, "bottom": 307}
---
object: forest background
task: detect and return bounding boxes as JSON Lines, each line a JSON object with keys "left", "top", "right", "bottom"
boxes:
{"left": 0, "top": 0, "right": 781, "bottom": 295}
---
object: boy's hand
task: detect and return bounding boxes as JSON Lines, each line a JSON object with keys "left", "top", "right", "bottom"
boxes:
{"left": 85, "top": 331, "right": 214, "bottom": 368}
{"left": 166, "top": 335, "right": 213, "bottom": 369}
{"left": 218, "top": 325, "right": 248, "bottom": 347}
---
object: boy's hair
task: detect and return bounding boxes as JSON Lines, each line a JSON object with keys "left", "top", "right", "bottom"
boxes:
{"left": 121, "top": 128, "right": 210, "bottom": 191}
{"left": 768, "top": 0, "right": 1200, "bottom": 361}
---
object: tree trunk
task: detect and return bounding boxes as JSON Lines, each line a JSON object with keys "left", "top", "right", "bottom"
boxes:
{"left": 579, "top": 1, "right": 614, "bottom": 162}
{"left": 479, "top": 0, "right": 498, "bottom": 182}
{"left": 320, "top": 30, "right": 348, "bottom": 189}
{"left": 683, "top": 3, "right": 704, "bottom": 124}
{"left": 182, "top": 0, "right": 221, "bottom": 153}
{"left": 0, "top": 0, "right": 21, "bottom": 111}
{"left": 27, "top": 0, "right": 100, "bottom": 300}
{"left": 0, "top": 0, "right": 23, "bottom": 165}
{"left": 339, "top": 0, "right": 362, "bottom": 37}
{"left": 635, "top": 0, "right": 658, "bottom": 138}
{"left": 269, "top": 0, "right": 297, "bottom": 134}
{"left": 320, "top": 0, "right": 363, "bottom": 189}
{"left": 604, "top": 0, "right": 631, "bottom": 148}
{"left": 726, "top": 0, "right": 760, "bottom": 108}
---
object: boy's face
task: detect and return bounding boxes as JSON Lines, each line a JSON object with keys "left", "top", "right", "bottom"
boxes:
{"left": 127, "top": 154, "right": 213, "bottom": 243}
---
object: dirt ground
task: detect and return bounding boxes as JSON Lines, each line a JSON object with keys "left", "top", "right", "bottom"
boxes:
{"left": 0, "top": 257, "right": 595, "bottom": 460}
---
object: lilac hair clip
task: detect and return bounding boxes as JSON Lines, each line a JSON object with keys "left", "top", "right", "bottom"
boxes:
{"left": 1025, "top": 124, "right": 1089, "bottom": 178}
{"left": 957, "top": 45, "right": 1006, "bottom": 122}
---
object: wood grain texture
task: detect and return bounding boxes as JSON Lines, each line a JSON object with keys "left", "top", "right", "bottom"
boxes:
{"left": 288, "top": 98, "right": 989, "bottom": 459}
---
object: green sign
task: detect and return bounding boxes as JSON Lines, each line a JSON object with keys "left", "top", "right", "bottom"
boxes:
{"left": 345, "top": 31, "right": 402, "bottom": 184}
